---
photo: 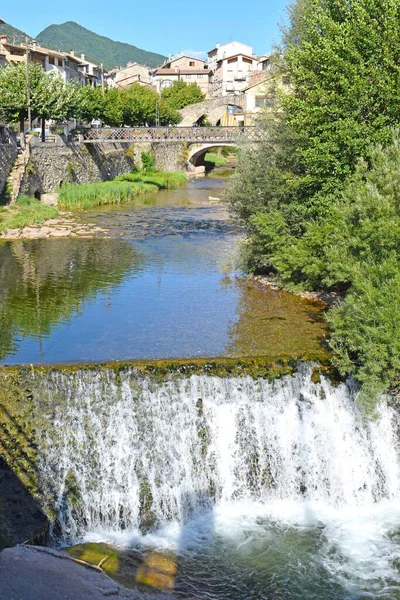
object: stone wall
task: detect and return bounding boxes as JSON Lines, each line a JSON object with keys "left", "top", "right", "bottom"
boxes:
{"left": 152, "top": 142, "right": 188, "bottom": 172}
{"left": 0, "top": 141, "right": 18, "bottom": 197}
{"left": 21, "top": 138, "right": 189, "bottom": 195}
{"left": 21, "top": 138, "right": 137, "bottom": 195}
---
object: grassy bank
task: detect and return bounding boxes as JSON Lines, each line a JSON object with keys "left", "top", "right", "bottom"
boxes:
{"left": 58, "top": 171, "right": 187, "bottom": 211}
{"left": 116, "top": 170, "right": 187, "bottom": 189}
{"left": 0, "top": 196, "right": 58, "bottom": 233}
{"left": 204, "top": 152, "right": 228, "bottom": 167}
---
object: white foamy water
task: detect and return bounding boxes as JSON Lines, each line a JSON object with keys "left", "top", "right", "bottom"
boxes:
{"left": 36, "top": 366, "right": 400, "bottom": 599}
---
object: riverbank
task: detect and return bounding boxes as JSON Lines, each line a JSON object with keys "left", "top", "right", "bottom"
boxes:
{"left": 0, "top": 170, "right": 187, "bottom": 240}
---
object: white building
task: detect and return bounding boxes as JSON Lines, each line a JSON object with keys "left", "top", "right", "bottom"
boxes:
{"left": 207, "top": 41, "right": 259, "bottom": 97}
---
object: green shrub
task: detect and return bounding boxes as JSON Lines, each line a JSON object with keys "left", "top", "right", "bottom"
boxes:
{"left": 204, "top": 152, "right": 227, "bottom": 167}
{"left": 141, "top": 151, "right": 156, "bottom": 173}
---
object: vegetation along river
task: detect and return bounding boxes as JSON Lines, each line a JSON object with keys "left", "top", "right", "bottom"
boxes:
{"left": 1, "top": 172, "right": 399, "bottom": 600}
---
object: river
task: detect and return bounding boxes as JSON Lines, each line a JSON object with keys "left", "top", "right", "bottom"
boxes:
{"left": 1, "top": 172, "right": 399, "bottom": 599}
{"left": 0, "top": 172, "right": 326, "bottom": 364}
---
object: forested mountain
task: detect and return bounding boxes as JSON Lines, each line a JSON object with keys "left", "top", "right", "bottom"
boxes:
{"left": 0, "top": 22, "right": 30, "bottom": 44}
{"left": 37, "top": 21, "right": 165, "bottom": 69}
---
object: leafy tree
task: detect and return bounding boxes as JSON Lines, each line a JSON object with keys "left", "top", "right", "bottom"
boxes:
{"left": 228, "top": 0, "right": 400, "bottom": 407}
{"left": 281, "top": 0, "right": 400, "bottom": 219}
{"left": 0, "top": 63, "right": 75, "bottom": 135}
{"left": 100, "top": 85, "right": 181, "bottom": 127}
{"left": 230, "top": 0, "right": 400, "bottom": 240}
{"left": 72, "top": 85, "right": 104, "bottom": 122}
{"left": 161, "top": 80, "right": 205, "bottom": 110}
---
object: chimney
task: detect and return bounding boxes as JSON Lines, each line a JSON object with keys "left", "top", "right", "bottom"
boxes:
{"left": 70, "top": 49, "right": 75, "bottom": 56}
{"left": 81, "top": 53, "right": 85, "bottom": 61}
{"left": 216, "top": 42, "right": 220, "bottom": 48}
{"left": 32, "top": 39, "right": 37, "bottom": 49}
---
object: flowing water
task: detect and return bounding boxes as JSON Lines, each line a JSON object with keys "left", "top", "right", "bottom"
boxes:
{"left": 0, "top": 173, "right": 327, "bottom": 364}
{"left": 2, "top": 172, "right": 399, "bottom": 598}
{"left": 34, "top": 366, "right": 400, "bottom": 599}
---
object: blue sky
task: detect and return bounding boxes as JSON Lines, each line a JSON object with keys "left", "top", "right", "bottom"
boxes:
{"left": 2, "top": 0, "right": 289, "bottom": 58}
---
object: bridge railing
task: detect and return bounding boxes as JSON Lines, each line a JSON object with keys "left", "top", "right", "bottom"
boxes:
{"left": 83, "top": 126, "right": 264, "bottom": 143}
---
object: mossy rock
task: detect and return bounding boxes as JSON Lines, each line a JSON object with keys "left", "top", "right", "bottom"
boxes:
{"left": 64, "top": 542, "right": 178, "bottom": 591}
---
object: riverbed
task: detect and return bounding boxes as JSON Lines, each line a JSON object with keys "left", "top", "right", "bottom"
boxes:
{"left": 0, "top": 172, "right": 327, "bottom": 364}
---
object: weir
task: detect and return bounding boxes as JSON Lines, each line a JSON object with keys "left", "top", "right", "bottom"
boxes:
{"left": 33, "top": 365, "right": 399, "bottom": 544}
{"left": 3, "top": 363, "right": 399, "bottom": 597}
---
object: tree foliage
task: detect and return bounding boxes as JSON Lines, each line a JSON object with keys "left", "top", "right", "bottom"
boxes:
{"left": 228, "top": 0, "right": 400, "bottom": 406}
{"left": 72, "top": 83, "right": 181, "bottom": 127}
{"left": 161, "top": 80, "right": 205, "bottom": 110}
{"left": 0, "top": 63, "right": 75, "bottom": 131}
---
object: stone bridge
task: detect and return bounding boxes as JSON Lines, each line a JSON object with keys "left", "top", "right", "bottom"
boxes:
{"left": 83, "top": 126, "right": 261, "bottom": 144}
{"left": 177, "top": 95, "right": 245, "bottom": 126}
{"left": 83, "top": 126, "right": 264, "bottom": 172}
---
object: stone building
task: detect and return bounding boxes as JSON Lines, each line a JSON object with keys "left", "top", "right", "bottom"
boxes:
{"left": 152, "top": 55, "right": 210, "bottom": 96}
{"left": 106, "top": 61, "right": 152, "bottom": 89}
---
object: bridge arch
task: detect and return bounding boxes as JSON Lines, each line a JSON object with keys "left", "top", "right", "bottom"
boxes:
{"left": 178, "top": 95, "right": 245, "bottom": 127}
{"left": 187, "top": 142, "right": 238, "bottom": 171}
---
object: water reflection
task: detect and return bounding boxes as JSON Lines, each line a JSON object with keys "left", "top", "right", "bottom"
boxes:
{"left": 0, "top": 177, "right": 327, "bottom": 364}
{"left": 0, "top": 238, "right": 141, "bottom": 361}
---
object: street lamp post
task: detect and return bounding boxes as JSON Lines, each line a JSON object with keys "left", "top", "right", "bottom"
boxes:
{"left": 25, "top": 36, "right": 32, "bottom": 131}
{"left": 155, "top": 101, "right": 160, "bottom": 127}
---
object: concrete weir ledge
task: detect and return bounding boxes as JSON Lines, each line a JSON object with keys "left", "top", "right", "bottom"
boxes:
{"left": 0, "top": 545, "right": 172, "bottom": 600}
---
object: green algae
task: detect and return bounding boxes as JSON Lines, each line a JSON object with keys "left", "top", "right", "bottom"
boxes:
{"left": 64, "top": 541, "right": 178, "bottom": 592}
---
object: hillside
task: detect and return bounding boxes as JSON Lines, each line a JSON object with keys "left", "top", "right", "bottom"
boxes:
{"left": 0, "top": 22, "right": 30, "bottom": 45}
{"left": 37, "top": 21, "right": 165, "bottom": 70}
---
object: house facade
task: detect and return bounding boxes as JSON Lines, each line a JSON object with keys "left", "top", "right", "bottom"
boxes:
{"left": 106, "top": 61, "right": 152, "bottom": 89}
{"left": 207, "top": 41, "right": 259, "bottom": 97}
{"left": 0, "top": 36, "right": 103, "bottom": 87}
{"left": 243, "top": 71, "right": 290, "bottom": 125}
{"left": 152, "top": 55, "right": 210, "bottom": 96}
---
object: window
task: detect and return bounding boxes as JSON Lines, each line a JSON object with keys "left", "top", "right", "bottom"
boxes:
{"left": 197, "top": 74, "right": 203, "bottom": 78}
{"left": 189, "top": 61, "right": 195, "bottom": 66}
{"left": 48, "top": 56, "right": 55, "bottom": 65}
{"left": 243, "top": 57, "right": 253, "bottom": 65}
{"left": 185, "top": 74, "right": 193, "bottom": 79}
{"left": 255, "top": 96, "right": 275, "bottom": 108}
{"left": 227, "top": 57, "right": 237, "bottom": 64}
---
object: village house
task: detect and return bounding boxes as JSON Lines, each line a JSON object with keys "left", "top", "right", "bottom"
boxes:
{"left": 106, "top": 61, "right": 152, "bottom": 89}
{"left": 152, "top": 54, "right": 210, "bottom": 96}
{"left": 0, "top": 36, "right": 102, "bottom": 87}
{"left": 242, "top": 69, "right": 291, "bottom": 125}
{"left": 77, "top": 54, "right": 103, "bottom": 88}
{"left": 207, "top": 41, "right": 259, "bottom": 97}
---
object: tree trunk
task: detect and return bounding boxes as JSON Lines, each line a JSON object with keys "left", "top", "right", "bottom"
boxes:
{"left": 41, "top": 118, "right": 46, "bottom": 144}
{"left": 20, "top": 117, "right": 25, "bottom": 150}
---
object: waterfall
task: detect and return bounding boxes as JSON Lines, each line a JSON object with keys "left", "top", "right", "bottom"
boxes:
{"left": 35, "top": 365, "right": 400, "bottom": 546}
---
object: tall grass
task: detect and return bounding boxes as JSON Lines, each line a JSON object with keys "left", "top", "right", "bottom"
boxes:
{"left": 58, "top": 181, "right": 159, "bottom": 211}
{"left": 116, "top": 171, "right": 188, "bottom": 189}
{"left": 204, "top": 153, "right": 227, "bottom": 167}
{"left": 0, "top": 196, "right": 58, "bottom": 233}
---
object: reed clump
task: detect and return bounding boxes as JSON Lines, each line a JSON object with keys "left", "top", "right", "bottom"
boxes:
{"left": 116, "top": 171, "right": 187, "bottom": 189}
{"left": 58, "top": 171, "right": 187, "bottom": 211}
